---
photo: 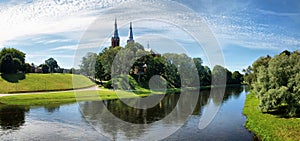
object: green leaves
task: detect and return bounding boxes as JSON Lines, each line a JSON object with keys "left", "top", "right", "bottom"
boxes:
{"left": 0, "top": 48, "right": 26, "bottom": 74}
{"left": 45, "top": 58, "right": 59, "bottom": 73}
{"left": 252, "top": 50, "right": 300, "bottom": 117}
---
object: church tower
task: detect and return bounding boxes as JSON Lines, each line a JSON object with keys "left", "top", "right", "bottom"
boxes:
{"left": 111, "top": 18, "right": 120, "bottom": 47}
{"left": 127, "top": 22, "right": 134, "bottom": 43}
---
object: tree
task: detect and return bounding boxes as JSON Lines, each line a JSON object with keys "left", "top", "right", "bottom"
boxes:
{"left": 40, "top": 64, "right": 49, "bottom": 73}
{"left": 226, "top": 69, "right": 233, "bottom": 84}
{"left": 212, "top": 65, "right": 227, "bottom": 85}
{"left": 232, "top": 71, "right": 243, "bottom": 84}
{"left": 45, "top": 58, "right": 59, "bottom": 73}
{"left": 80, "top": 53, "right": 98, "bottom": 77}
{"left": 98, "top": 46, "right": 121, "bottom": 80}
{"left": 24, "top": 63, "right": 32, "bottom": 73}
{"left": 69, "top": 68, "right": 76, "bottom": 74}
{"left": 252, "top": 55, "right": 271, "bottom": 81}
{"left": 0, "top": 54, "right": 15, "bottom": 74}
{"left": 252, "top": 50, "right": 300, "bottom": 117}
{"left": 95, "top": 57, "right": 105, "bottom": 82}
{"left": 193, "top": 58, "right": 211, "bottom": 86}
{"left": 242, "top": 66, "right": 254, "bottom": 85}
{"left": 0, "top": 48, "right": 26, "bottom": 73}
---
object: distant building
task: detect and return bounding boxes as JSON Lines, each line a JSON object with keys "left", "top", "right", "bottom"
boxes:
{"left": 110, "top": 19, "right": 160, "bottom": 58}
{"left": 35, "top": 67, "right": 42, "bottom": 73}
{"left": 111, "top": 18, "right": 120, "bottom": 47}
{"left": 144, "top": 41, "right": 161, "bottom": 57}
{"left": 111, "top": 19, "right": 135, "bottom": 47}
{"left": 127, "top": 22, "right": 134, "bottom": 43}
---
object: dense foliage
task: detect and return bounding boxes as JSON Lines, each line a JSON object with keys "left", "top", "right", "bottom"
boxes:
{"left": 80, "top": 43, "right": 243, "bottom": 89}
{"left": 248, "top": 50, "right": 300, "bottom": 117}
{"left": 0, "top": 48, "right": 26, "bottom": 74}
{"left": 45, "top": 58, "right": 59, "bottom": 73}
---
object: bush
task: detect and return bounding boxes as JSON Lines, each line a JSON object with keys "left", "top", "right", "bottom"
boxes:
{"left": 253, "top": 50, "right": 300, "bottom": 117}
{"left": 103, "top": 80, "right": 113, "bottom": 89}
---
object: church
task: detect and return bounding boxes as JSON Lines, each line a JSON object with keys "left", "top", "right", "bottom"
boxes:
{"left": 111, "top": 18, "right": 134, "bottom": 47}
{"left": 111, "top": 19, "right": 160, "bottom": 58}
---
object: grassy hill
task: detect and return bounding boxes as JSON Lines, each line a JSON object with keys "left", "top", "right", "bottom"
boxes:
{"left": 0, "top": 73, "right": 94, "bottom": 93}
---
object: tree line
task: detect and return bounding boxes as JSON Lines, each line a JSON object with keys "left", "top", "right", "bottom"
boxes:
{"left": 244, "top": 50, "right": 300, "bottom": 117}
{"left": 80, "top": 42, "right": 243, "bottom": 88}
{"left": 0, "top": 47, "right": 73, "bottom": 74}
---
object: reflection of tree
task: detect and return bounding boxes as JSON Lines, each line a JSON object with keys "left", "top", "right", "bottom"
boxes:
{"left": 80, "top": 86, "right": 245, "bottom": 140}
{"left": 80, "top": 94, "right": 191, "bottom": 140}
{"left": 192, "top": 90, "right": 210, "bottom": 115}
{"left": 44, "top": 104, "right": 60, "bottom": 113}
{"left": 0, "top": 106, "right": 29, "bottom": 130}
{"left": 210, "top": 86, "right": 244, "bottom": 105}
{"left": 193, "top": 86, "right": 244, "bottom": 115}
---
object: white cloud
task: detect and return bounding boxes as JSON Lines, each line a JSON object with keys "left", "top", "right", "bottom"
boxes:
{"left": 0, "top": 0, "right": 129, "bottom": 44}
{"left": 49, "top": 42, "right": 101, "bottom": 51}
{"left": 202, "top": 14, "right": 300, "bottom": 50}
{"left": 49, "top": 45, "right": 78, "bottom": 51}
{"left": 1, "top": 0, "right": 299, "bottom": 69}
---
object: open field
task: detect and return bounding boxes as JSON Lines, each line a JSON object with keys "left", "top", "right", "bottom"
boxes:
{"left": 0, "top": 73, "right": 94, "bottom": 93}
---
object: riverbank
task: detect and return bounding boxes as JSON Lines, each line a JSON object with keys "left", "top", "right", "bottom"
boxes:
{"left": 0, "top": 85, "right": 243, "bottom": 106}
{"left": 243, "top": 92, "right": 300, "bottom": 141}
{"left": 0, "top": 89, "right": 152, "bottom": 106}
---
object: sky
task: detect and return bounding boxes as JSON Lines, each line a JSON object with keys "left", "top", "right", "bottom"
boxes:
{"left": 0, "top": 0, "right": 299, "bottom": 72}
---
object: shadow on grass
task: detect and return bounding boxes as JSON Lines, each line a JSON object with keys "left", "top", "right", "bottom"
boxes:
{"left": 265, "top": 106, "right": 300, "bottom": 118}
{"left": 1, "top": 73, "right": 26, "bottom": 83}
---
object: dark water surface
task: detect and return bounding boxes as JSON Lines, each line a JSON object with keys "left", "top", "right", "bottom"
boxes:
{"left": 0, "top": 86, "right": 254, "bottom": 140}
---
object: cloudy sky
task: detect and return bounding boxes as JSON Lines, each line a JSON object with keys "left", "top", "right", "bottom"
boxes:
{"left": 0, "top": 0, "right": 299, "bottom": 71}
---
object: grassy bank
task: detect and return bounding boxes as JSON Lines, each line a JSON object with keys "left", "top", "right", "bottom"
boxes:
{"left": 0, "top": 89, "right": 151, "bottom": 106}
{"left": 0, "top": 73, "right": 94, "bottom": 93}
{"left": 243, "top": 92, "right": 300, "bottom": 141}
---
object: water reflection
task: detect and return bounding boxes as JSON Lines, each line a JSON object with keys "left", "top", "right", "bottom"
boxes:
{"left": 43, "top": 104, "right": 60, "bottom": 113}
{"left": 80, "top": 86, "right": 248, "bottom": 140}
{"left": 0, "top": 86, "right": 252, "bottom": 140}
{"left": 80, "top": 89, "right": 198, "bottom": 140}
{"left": 0, "top": 105, "right": 29, "bottom": 130}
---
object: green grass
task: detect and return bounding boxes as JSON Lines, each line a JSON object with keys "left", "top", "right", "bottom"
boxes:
{"left": 0, "top": 89, "right": 152, "bottom": 106}
{"left": 0, "top": 73, "right": 94, "bottom": 93}
{"left": 243, "top": 92, "right": 300, "bottom": 141}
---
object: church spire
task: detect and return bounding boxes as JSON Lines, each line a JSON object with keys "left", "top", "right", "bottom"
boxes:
{"left": 111, "top": 18, "right": 120, "bottom": 47}
{"left": 114, "top": 18, "right": 119, "bottom": 38}
{"left": 127, "top": 22, "right": 134, "bottom": 43}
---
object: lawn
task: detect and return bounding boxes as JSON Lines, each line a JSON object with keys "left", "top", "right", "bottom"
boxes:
{"left": 243, "top": 92, "right": 300, "bottom": 141}
{"left": 0, "top": 73, "right": 94, "bottom": 93}
{"left": 0, "top": 89, "right": 151, "bottom": 106}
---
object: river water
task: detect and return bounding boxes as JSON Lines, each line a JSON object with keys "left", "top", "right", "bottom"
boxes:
{"left": 0, "top": 86, "right": 254, "bottom": 140}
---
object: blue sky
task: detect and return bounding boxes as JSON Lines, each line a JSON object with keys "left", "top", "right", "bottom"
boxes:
{"left": 0, "top": 0, "right": 299, "bottom": 72}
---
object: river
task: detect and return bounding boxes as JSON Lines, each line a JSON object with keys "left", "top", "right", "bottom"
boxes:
{"left": 0, "top": 86, "right": 254, "bottom": 140}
